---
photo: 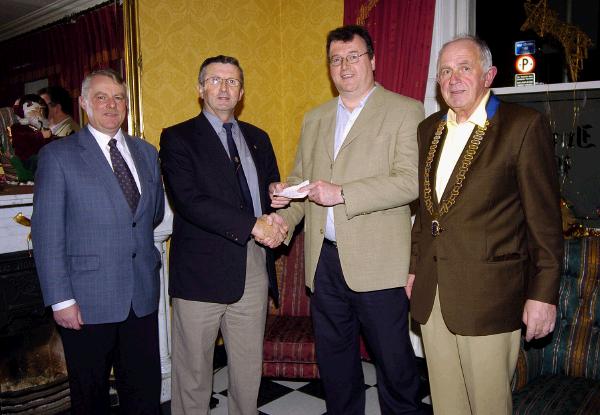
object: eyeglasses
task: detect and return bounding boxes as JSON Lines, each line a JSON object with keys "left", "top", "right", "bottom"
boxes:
{"left": 329, "top": 51, "right": 369, "bottom": 66}
{"left": 203, "top": 76, "right": 242, "bottom": 88}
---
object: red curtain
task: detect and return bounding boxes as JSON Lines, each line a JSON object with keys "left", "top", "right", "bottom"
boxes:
{"left": 0, "top": 2, "right": 123, "bottom": 121}
{"left": 344, "top": 0, "right": 435, "bottom": 101}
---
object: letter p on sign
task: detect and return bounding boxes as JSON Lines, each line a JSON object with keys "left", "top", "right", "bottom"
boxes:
{"left": 515, "top": 55, "right": 535, "bottom": 74}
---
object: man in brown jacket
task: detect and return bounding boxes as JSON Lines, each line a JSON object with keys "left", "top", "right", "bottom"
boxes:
{"left": 407, "top": 36, "right": 563, "bottom": 415}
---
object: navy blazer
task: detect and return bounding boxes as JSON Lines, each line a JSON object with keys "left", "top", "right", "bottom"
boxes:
{"left": 32, "top": 126, "right": 165, "bottom": 324}
{"left": 160, "top": 113, "right": 280, "bottom": 304}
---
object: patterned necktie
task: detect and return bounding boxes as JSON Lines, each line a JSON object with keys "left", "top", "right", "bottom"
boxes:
{"left": 108, "top": 138, "right": 140, "bottom": 213}
{"left": 223, "top": 123, "right": 254, "bottom": 213}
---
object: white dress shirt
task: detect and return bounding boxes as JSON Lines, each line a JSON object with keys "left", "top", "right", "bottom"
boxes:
{"left": 52, "top": 125, "right": 141, "bottom": 311}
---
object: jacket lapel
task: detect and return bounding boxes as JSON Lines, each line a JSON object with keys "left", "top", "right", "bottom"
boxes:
{"left": 338, "top": 87, "right": 384, "bottom": 155}
{"left": 437, "top": 107, "right": 499, "bottom": 205}
{"left": 77, "top": 127, "right": 133, "bottom": 216}
{"left": 125, "top": 134, "right": 149, "bottom": 219}
{"left": 194, "top": 114, "right": 240, "bottom": 195}
{"left": 425, "top": 119, "right": 446, "bottom": 212}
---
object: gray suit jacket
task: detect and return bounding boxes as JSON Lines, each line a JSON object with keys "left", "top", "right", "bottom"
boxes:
{"left": 32, "top": 126, "right": 165, "bottom": 324}
{"left": 279, "top": 86, "right": 424, "bottom": 291}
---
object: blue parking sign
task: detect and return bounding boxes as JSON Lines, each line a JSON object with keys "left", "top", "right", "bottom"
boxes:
{"left": 515, "top": 40, "right": 536, "bottom": 55}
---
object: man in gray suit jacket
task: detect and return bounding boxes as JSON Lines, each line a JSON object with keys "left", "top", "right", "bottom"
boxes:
{"left": 32, "top": 69, "right": 165, "bottom": 415}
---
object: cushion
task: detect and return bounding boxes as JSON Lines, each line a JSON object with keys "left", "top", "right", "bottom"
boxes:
{"left": 263, "top": 315, "right": 316, "bottom": 363}
{"left": 262, "top": 314, "right": 319, "bottom": 379}
{"left": 513, "top": 237, "right": 600, "bottom": 390}
{"left": 513, "top": 374, "right": 600, "bottom": 415}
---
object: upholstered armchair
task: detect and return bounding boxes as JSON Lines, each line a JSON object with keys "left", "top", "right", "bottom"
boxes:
{"left": 512, "top": 236, "right": 600, "bottom": 414}
{"left": 262, "top": 231, "right": 319, "bottom": 378}
{"left": 263, "top": 230, "right": 371, "bottom": 379}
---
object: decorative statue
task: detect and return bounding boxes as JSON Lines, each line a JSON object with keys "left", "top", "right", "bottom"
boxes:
{"left": 7, "top": 94, "right": 55, "bottom": 182}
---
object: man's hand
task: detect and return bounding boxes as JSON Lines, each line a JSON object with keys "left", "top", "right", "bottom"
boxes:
{"left": 252, "top": 214, "right": 288, "bottom": 248}
{"left": 522, "top": 299, "right": 556, "bottom": 342}
{"left": 269, "top": 182, "right": 292, "bottom": 208}
{"left": 53, "top": 303, "right": 84, "bottom": 330}
{"left": 41, "top": 128, "right": 52, "bottom": 139}
{"left": 405, "top": 273, "right": 415, "bottom": 299}
{"left": 302, "top": 180, "right": 343, "bottom": 207}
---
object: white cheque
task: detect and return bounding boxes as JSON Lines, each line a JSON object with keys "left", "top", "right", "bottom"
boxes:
{"left": 275, "top": 180, "right": 310, "bottom": 199}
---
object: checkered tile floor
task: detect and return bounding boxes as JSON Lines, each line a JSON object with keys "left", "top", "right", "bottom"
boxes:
{"left": 161, "top": 361, "right": 432, "bottom": 415}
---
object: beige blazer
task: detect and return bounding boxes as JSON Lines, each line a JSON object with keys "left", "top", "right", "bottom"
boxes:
{"left": 279, "top": 86, "right": 424, "bottom": 292}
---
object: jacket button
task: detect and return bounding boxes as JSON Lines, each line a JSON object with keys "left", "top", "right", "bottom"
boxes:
{"left": 320, "top": 228, "right": 324, "bottom": 234}
{"left": 132, "top": 222, "right": 136, "bottom": 227}
{"left": 132, "top": 253, "right": 137, "bottom": 258}
{"left": 433, "top": 256, "right": 437, "bottom": 262}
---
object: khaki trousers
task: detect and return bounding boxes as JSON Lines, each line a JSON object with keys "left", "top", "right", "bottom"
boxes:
{"left": 171, "top": 240, "right": 268, "bottom": 415}
{"left": 421, "top": 289, "right": 520, "bottom": 415}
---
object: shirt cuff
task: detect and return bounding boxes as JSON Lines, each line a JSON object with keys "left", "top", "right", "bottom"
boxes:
{"left": 52, "top": 299, "right": 76, "bottom": 311}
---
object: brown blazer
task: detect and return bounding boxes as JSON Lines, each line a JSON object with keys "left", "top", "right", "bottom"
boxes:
{"left": 410, "top": 98, "right": 563, "bottom": 336}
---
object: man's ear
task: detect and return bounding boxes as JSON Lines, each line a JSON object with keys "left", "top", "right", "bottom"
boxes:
{"left": 197, "top": 83, "right": 204, "bottom": 100}
{"left": 78, "top": 95, "right": 87, "bottom": 111}
{"left": 484, "top": 66, "right": 498, "bottom": 88}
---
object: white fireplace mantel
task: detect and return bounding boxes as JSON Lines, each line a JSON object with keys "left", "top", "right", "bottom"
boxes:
{"left": 0, "top": 190, "right": 34, "bottom": 254}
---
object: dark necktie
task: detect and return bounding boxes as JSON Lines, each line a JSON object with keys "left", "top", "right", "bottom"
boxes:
{"left": 223, "top": 123, "right": 254, "bottom": 213}
{"left": 108, "top": 138, "right": 140, "bottom": 213}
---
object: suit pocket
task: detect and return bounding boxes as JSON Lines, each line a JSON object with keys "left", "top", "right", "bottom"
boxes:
{"left": 69, "top": 255, "right": 100, "bottom": 271}
{"left": 488, "top": 253, "right": 522, "bottom": 262}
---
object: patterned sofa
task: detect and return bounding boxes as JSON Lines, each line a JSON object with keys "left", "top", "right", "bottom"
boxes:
{"left": 512, "top": 237, "right": 600, "bottom": 414}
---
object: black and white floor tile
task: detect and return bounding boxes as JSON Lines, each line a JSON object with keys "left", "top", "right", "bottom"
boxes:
{"left": 201, "top": 361, "right": 432, "bottom": 415}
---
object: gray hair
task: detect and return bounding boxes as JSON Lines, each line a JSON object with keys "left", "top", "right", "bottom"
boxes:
{"left": 81, "top": 68, "right": 128, "bottom": 102}
{"left": 438, "top": 35, "right": 493, "bottom": 73}
{"left": 198, "top": 55, "right": 244, "bottom": 87}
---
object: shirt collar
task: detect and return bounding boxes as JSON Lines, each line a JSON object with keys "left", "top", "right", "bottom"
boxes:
{"left": 87, "top": 124, "right": 124, "bottom": 146}
{"left": 203, "top": 110, "right": 236, "bottom": 133}
{"left": 447, "top": 90, "right": 490, "bottom": 127}
{"left": 337, "top": 85, "right": 377, "bottom": 112}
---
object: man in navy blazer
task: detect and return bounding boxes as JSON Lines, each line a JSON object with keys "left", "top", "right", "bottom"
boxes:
{"left": 160, "top": 55, "right": 286, "bottom": 414}
{"left": 32, "top": 69, "right": 165, "bottom": 415}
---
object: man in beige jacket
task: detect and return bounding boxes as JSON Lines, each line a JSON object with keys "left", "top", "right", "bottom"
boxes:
{"left": 271, "top": 25, "right": 425, "bottom": 415}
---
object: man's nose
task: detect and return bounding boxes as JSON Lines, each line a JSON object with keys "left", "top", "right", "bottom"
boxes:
{"left": 448, "top": 70, "right": 461, "bottom": 83}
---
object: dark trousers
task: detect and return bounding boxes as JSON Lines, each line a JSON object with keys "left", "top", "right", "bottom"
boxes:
{"left": 311, "top": 242, "right": 422, "bottom": 415}
{"left": 58, "top": 309, "right": 161, "bottom": 415}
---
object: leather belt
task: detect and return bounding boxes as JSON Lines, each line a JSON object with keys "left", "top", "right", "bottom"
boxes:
{"left": 323, "top": 238, "right": 337, "bottom": 248}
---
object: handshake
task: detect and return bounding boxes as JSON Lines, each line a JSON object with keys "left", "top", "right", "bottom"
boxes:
{"left": 251, "top": 213, "right": 288, "bottom": 248}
